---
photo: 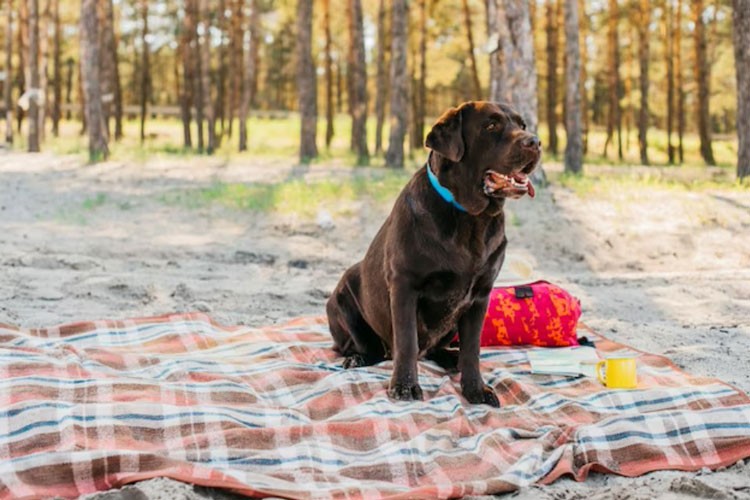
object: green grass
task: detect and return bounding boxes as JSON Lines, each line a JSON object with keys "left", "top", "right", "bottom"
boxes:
{"left": 160, "top": 172, "right": 410, "bottom": 216}
{"left": 549, "top": 167, "right": 749, "bottom": 197}
{"left": 18, "top": 113, "right": 739, "bottom": 173}
{"left": 82, "top": 193, "right": 108, "bottom": 210}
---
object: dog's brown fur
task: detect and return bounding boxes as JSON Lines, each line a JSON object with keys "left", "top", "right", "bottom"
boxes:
{"left": 326, "top": 101, "right": 541, "bottom": 406}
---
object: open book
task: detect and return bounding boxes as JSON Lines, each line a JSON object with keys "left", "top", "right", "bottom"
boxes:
{"left": 527, "top": 346, "right": 601, "bottom": 377}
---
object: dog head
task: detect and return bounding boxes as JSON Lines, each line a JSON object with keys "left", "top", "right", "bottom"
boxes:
{"left": 425, "top": 101, "right": 541, "bottom": 215}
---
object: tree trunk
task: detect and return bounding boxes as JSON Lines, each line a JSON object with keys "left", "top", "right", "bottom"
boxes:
{"left": 563, "top": 0, "right": 582, "bottom": 174}
{"left": 187, "top": 0, "right": 203, "bottom": 151}
{"left": 734, "top": 0, "right": 750, "bottom": 180}
{"left": 16, "top": 0, "right": 26, "bottom": 133}
{"left": 239, "top": 0, "right": 259, "bottom": 152}
{"left": 336, "top": 59, "right": 343, "bottom": 114}
{"left": 180, "top": 0, "right": 194, "bottom": 148}
{"left": 199, "top": 0, "right": 215, "bottom": 153}
{"left": 216, "top": 0, "right": 227, "bottom": 141}
{"left": 492, "top": 0, "right": 542, "bottom": 183}
{"left": 413, "top": 0, "right": 427, "bottom": 150}
{"left": 486, "top": 0, "right": 500, "bottom": 100}
{"left": 545, "top": 0, "right": 559, "bottom": 156}
{"left": 101, "top": 0, "right": 122, "bottom": 140}
{"left": 27, "top": 0, "right": 40, "bottom": 152}
{"left": 348, "top": 0, "right": 369, "bottom": 164}
{"left": 4, "top": 0, "right": 13, "bottom": 145}
{"left": 603, "top": 0, "right": 621, "bottom": 159}
{"left": 296, "top": 0, "right": 317, "bottom": 163}
{"left": 38, "top": 0, "right": 49, "bottom": 144}
{"left": 80, "top": 0, "right": 108, "bottom": 161}
{"left": 77, "top": 57, "right": 86, "bottom": 134}
{"left": 664, "top": 0, "right": 674, "bottom": 164}
{"left": 374, "top": 0, "right": 388, "bottom": 153}
{"left": 578, "top": 0, "right": 588, "bottom": 154}
{"left": 461, "top": 0, "right": 482, "bottom": 99}
{"left": 227, "top": 0, "right": 243, "bottom": 139}
{"left": 385, "top": 0, "right": 408, "bottom": 168}
{"left": 693, "top": 0, "right": 715, "bottom": 165}
{"left": 492, "top": 0, "right": 539, "bottom": 131}
{"left": 637, "top": 0, "right": 649, "bottom": 165}
{"left": 323, "top": 0, "right": 334, "bottom": 147}
{"left": 248, "top": 0, "right": 260, "bottom": 109}
{"left": 51, "top": 0, "right": 61, "bottom": 137}
{"left": 64, "top": 57, "right": 72, "bottom": 120}
{"left": 676, "top": 0, "right": 684, "bottom": 162}
{"left": 139, "top": 0, "right": 149, "bottom": 143}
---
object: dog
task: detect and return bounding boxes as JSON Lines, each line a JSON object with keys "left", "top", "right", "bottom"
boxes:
{"left": 326, "top": 101, "right": 541, "bottom": 407}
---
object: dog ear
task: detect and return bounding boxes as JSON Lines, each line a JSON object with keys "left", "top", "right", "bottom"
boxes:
{"left": 425, "top": 105, "right": 465, "bottom": 163}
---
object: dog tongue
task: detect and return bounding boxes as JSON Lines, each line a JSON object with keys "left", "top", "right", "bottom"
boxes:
{"left": 512, "top": 172, "right": 535, "bottom": 199}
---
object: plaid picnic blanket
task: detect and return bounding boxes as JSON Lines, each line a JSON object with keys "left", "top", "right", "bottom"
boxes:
{"left": 0, "top": 313, "right": 748, "bottom": 499}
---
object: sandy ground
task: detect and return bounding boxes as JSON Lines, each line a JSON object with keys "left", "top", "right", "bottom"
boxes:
{"left": 1, "top": 151, "right": 749, "bottom": 499}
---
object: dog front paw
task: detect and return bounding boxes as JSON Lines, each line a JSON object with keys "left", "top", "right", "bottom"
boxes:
{"left": 388, "top": 381, "right": 424, "bottom": 401}
{"left": 343, "top": 354, "right": 366, "bottom": 369}
{"left": 463, "top": 384, "right": 500, "bottom": 407}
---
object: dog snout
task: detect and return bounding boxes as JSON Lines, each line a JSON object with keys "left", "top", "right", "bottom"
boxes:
{"left": 521, "top": 135, "right": 541, "bottom": 150}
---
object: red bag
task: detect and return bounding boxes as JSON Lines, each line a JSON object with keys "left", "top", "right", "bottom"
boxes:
{"left": 479, "top": 280, "right": 582, "bottom": 347}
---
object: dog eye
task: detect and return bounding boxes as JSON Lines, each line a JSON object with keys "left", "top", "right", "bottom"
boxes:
{"left": 520, "top": 122, "right": 527, "bottom": 130}
{"left": 486, "top": 122, "right": 499, "bottom": 131}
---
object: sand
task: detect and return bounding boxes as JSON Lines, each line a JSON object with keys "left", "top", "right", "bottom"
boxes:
{"left": 1, "top": 151, "right": 748, "bottom": 499}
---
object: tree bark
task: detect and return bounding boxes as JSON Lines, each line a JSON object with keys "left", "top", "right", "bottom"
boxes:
{"left": 199, "top": 0, "right": 216, "bottom": 153}
{"left": 637, "top": 0, "right": 649, "bottom": 165}
{"left": 385, "top": 0, "right": 408, "bottom": 168}
{"left": 38, "top": 0, "right": 49, "bottom": 143}
{"left": 296, "top": 0, "right": 317, "bottom": 163}
{"left": 603, "top": 0, "right": 621, "bottom": 159}
{"left": 78, "top": 58, "right": 86, "bottom": 133}
{"left": 563, "top": 0, "right": 582, "bottom": 174}
{"left": 239, "top": 0, "right": 259, "bottom": 152}
{"left": 216, "top": 0, "right": 227, "bottom": 141}
{"left": 664, "top": 0, "right": 674, "bottom": 164}
{"left": 545, "top": 0, "right": 559, "bottom": 156}
{"left": 578, "top": 0, "right": 588, "bottom": 154}
{"left": 492, "top": 0, "right": 539, "bottom": 132}
{"left": 493, "top": 0, "right": 543, "bottom": 182}
{"left": 676, "top": 0, "right": 684, "bottom": 162}
{"left": 139, "top": 0, "right": 149, "bottom": 143}
{"left": 226, "top": 0, "right": 240, "bottom": 139}
{"left": 180, "top": 0, "right": 195, "bottom": 148}
{"left": 485, "top": 0, "right": 501, "bottom": 101}
{"left": 693, "top": 0, "right": 715, "bottom": 165}
{"left": 374, "top": 0, "right": 388, "bottom": 153}
{"left": 101, "top": 0, "right": 122, "bottom": 140}
{"left": 27, "top": 0, "right": 40, "bottom": 152}
{"left": 461, "top": 0, "right": 482, "bottom": 99}
{"left": 51, "top": 0, "right": 61, "bottom": 137}
{"left": 413, "top": 0, "right": 427, "bottom": 151}
{"left": 16, "top": 0, "right": 26, "bottom": 133}
{"left": 64, "top": 57, "right": 72, "bottom": 119}
{"left": 4, "top": 0, "right": 13, "bottom": 145}
{"left": 323, "top": 0, "right": 334, "bottom": 147}
{"left": 80, "top": 0, "right": 108, "bottom": 161}
{"left": 734, "top": 0, "right": 750, "bottom": 180}
{"left": 188, "top": 0, "right": 204, "bottom": 151}
{"left": 348, "top": 0, "right": 369, "bottom": 164}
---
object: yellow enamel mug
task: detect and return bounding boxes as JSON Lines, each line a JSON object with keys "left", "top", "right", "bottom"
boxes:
{"left": 596, "top": 357, "right": 638, "bottom": 389}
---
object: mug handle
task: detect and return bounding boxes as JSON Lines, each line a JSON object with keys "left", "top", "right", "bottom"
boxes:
{"left": 596, "top": 360, "right": 606, "bottom": 386}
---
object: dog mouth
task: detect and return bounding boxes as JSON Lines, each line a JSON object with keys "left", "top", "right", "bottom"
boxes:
{"left": 483, "top": 169, "right": 535, "bottom": 199}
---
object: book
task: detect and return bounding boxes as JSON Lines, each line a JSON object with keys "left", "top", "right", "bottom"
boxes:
{"left": 527, "top": 346, "right": 601, "bottom": 377}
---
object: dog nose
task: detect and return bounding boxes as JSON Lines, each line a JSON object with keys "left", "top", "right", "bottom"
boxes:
{"left": 522, "top": 136, "right": 541, "bottom": 149}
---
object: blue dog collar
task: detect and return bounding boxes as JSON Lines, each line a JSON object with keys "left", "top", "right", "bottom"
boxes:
{"left": 426, "top": 163, "right": 467, "bottom": 212}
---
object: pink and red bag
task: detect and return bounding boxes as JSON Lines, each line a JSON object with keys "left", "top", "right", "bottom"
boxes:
{"left": 478, "top": 280, "right": 582, "bottom": 347}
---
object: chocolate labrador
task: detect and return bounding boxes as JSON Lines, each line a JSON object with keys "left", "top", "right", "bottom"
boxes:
{"left": 326, "top": 101, "right": 541, "bottom": 407}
